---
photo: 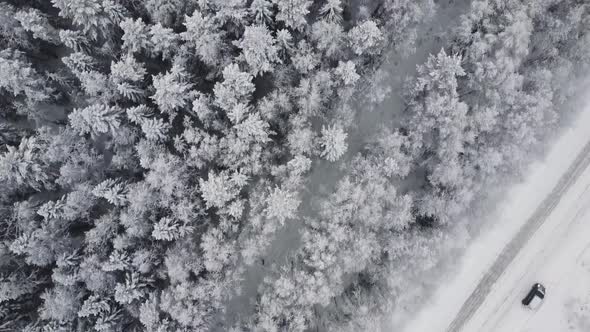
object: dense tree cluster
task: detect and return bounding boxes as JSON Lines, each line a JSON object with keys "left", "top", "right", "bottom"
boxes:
{"left": 313, "top": 0, "right": 590, "bottom": 329}
{"left": 0, "top": 0, "right": 588, "bottom": 331}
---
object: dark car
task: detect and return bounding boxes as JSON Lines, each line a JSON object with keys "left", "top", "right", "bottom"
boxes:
{"left": 522, "top": 283, "right": 545, "bottom": 309}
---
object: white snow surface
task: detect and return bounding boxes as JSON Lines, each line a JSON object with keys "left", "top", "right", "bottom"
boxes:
{"left": 399, "top": 101, "right": 590, "bottom": 332}
{"left": 474, "top": 195, "right": 590, "bottom": 332}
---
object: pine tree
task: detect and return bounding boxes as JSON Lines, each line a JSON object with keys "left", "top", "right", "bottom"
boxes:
{"left": 335, "top": 61, "right": 360, "bottom": 86}
{"left": 237, "top": 25, "right": 280, "bottom": 76}
{"left": 120, "top": 17, "right": 152, "bottom": 53}
{"left": 110, "top": 54, "right": 147, "bottom": 101}
{"left": 114, "top": 272, "right": 148, "bottom": 304}
{"left": 0, "top": 137, "right": 50, "bottom": 191}
{"left": 39, "top": 286, "right": 82, "bottom": 322}
{"left": 199, "top": 171, "right": 241, "bottom": 209}
{"left": 52, "top": 0, "right": 124, "bottom": 40}
{"left": 320, "top": 124, "right": 348, "bottom": 162}
{"left": 68, "top": 104, "right": 121, "bottom": 137}
{"left": 141, "top": 118, "right": 170, "bottom": 142}
{"left": 405, "top": 49, "right": 471, "bottom": 224}
{"left": 348, "top": 20, "right": 383, "bottom": 56}
{"left": 274, "top": 0, "right": 312, "bottom": 30}
{"left": 78, "top": 294, "right": 111, "bottom": 318}
{"left": 0, "top": 53, "right": 50, "bottom": 105}
{"left": 320, "top": 0, "right": 343, "bottom": 22}
{"left": 311, "top": 20, "right": 344, "bottom": 58}
{"left": 149, "top": 23, "right": 179, "bottom": 59}
{"left": 182, "top": 10, "right": 225, "bottom": 65}
{"left": 250, "top": 0, "right": 274, "bottom": 24}
{"left": 151, "top": 65, "right": 193, "bottom": 115}
{"left": 151, "top": 217, "right": 193, "bottom": 241}
{"left": 92, "top": 179, "right": 128, "bottom": 206}
{"left": 214, "top": 63, "right": 255, "bottom": 111}
{"left": 264, "top": 186, "right": 300, "bottom": 225}
{"left": 15, "top": 9, "right": 59, "bottom": 43}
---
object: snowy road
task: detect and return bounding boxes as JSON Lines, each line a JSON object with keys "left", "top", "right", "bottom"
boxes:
{"left": 471, "top": 176, "right": 590, "bottom": 332}
{"left": 447, "top": 139, "right": 590, "bottom": 332}
{"left": 400, "top": 103, "right": 590, "bottom": 332}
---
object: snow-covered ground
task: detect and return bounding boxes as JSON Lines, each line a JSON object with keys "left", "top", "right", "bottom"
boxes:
{"left": 400, "top": 100, "right": 590, "bottom": 332}
{"left": 472, "top": 190, "right": 590, "bottom": 332}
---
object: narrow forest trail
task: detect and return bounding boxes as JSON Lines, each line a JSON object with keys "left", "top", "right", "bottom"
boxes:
{"left": 348, "top": 0, "right": 471, "bottom": 156}
{"left": 223, "top": 0, "right": 472, "bottom": 327}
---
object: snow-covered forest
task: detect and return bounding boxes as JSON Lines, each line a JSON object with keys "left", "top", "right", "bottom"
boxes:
{"left": 0, "top": 0, "right": 588, "bottom": 331}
